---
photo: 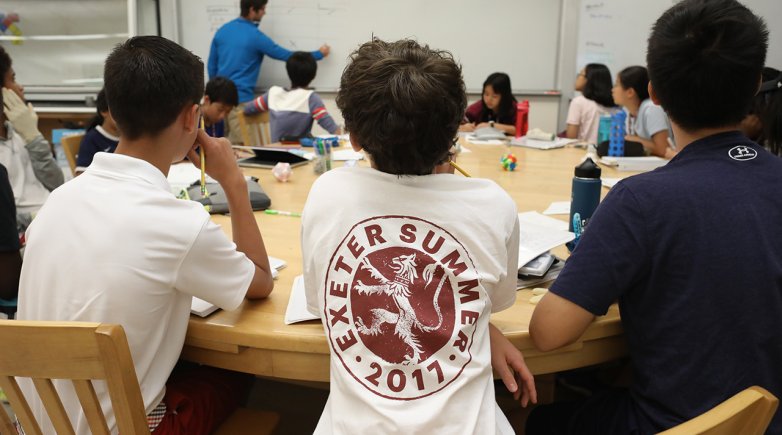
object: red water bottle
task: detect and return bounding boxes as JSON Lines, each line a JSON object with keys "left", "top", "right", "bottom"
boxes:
{"left": 515, "top": 100, "right": 529, "bottom": 138}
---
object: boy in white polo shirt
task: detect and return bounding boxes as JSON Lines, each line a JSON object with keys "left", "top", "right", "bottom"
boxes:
{"left": 17, "top": 36, "right": 275, "bottom": 435}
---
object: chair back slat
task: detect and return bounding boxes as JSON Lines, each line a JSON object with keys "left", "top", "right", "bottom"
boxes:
{"left": 0, "top": 388, "right": 19, "bottom": 434}
{"left": 72, "top": 379, "right": 110, "bottom": 435}
{"left": 237, "top": 112, "right": 271, "bottom": 146}
{"left": 659, "top": 386, "right": 779, "bottom": 435}
{"left": 0, "top": 375, "right": 43, "bottom": 435}
{"left": 32, "top": 378, "right": 76, "bottom": 435}
{"left": 0, "top": 321, "right": 150, "bottom": 435}
{"left": 60, "top": 134, "right": 84, "bottom": 176}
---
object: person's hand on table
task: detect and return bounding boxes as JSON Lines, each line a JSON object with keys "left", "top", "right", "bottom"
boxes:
{"left": 458, "top": 123, "right": 476, "bottom": 133}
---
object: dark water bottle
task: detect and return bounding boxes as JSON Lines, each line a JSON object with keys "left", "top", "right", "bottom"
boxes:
{"left": 567, "top": 157, "right": 602, "bottom": 251}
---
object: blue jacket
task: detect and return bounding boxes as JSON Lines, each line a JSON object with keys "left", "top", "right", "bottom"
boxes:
{"left": 208, "top": 17, "right": 324, "bottom": 103}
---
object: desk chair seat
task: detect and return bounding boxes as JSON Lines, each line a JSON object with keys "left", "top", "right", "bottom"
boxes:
{"left": 658, "top": 386, "right": 779, "bottom": 435}
{"left": 237, "top": 111, "right": 271, "bottom": 147}
{"left": 60, "top": 134, "right": 84, "bottom": 176}
{"left": 0, "top": 321, "right": 279, "bottom": 435}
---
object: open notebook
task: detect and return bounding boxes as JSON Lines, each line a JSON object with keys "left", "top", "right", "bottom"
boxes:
{"left": 190, "top": 256, "right": 286, "bottom": 317}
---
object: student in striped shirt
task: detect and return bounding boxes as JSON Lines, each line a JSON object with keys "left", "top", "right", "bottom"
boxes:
{"left": 245, "top": 51, "right": 341, "bottom": 142}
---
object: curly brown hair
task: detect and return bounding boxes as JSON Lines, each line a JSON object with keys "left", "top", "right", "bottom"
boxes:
{"left": 337, "top": 39, "right": 466, "bottom": 175}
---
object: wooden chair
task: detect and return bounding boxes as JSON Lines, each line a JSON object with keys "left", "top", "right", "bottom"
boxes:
{"left": 0, "top": 321, "right": 279, "bottom": 435}
{"left": 659, "top": 386, "right": 779, "bottom": 435}
{"left": 237, "top": 111, "right": 271, "bottom": 147}
{"left": 60, "top": 133, "right": 84, "bottom": 175}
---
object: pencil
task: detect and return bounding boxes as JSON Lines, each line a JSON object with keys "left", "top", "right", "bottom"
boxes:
{"left": 200, "top": 117, "right": 206, "bottom": 197}
{"left": 449, "top": 159, "right": 471, "bottom": 177}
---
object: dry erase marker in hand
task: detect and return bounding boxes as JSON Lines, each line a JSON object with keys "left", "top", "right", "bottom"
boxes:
{"left": 265, "top": 209, "right": 302, "bottom": 217}
{"left": 199, "top": 117, "right": 206, "bottom": 197}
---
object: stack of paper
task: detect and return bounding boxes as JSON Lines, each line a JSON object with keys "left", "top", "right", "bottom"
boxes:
{"left": 510, "top": 136, "right": 577, "bottom": 150}
{"left": 284, "top": 275, "right": 320, "bottom": 324}
{"left": 600, "top": 156, "right": 667, "bottom": 172}
{"left": 517, "top": 211, "right": 575, "bottom": 269}
{"left": 190, "top": 256, "right": 286, "bottom": 317}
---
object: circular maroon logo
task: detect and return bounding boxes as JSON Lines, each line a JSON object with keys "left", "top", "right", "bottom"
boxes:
{"left": 323, "top": 216, "right": 486, "bottom": 400}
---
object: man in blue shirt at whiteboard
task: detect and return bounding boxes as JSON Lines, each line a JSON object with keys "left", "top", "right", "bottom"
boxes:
{"left": 208, "top": 0, "right": 330, "bottom": 144}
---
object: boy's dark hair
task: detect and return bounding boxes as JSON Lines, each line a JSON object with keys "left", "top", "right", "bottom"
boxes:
{"left": 481, "top": 72, "right": 516, "bottom": 121}
{"left": 241, "top": 0, "right": 268, "bottom": 17}
{"left": 104, "top": 36, "right": 204, "bottom": 140}
{"left": 87, "top": 89, "right": 109, "bottom": 131}
{"left": 618, "top": 66, "right": 650, "bottom": 102}
{"left": 0, "top": 45, "right": 11, "bottom": 86}
{"left": 582, "top": 63, "right": 615, "bottom": 107}
{"left": 0, "top": 45, "right": 11, "bottom": 111}
{"left": 205, "top": 76, "right": 238, "bottom": 107}
{"left": 337, "top": 39, "right": 466, "bottom": 175}
{"left": 647, "top": 0, "right": 768, "bottom": 131}
{"left": 286, "top": 51, "right": 317, "bottom": 88}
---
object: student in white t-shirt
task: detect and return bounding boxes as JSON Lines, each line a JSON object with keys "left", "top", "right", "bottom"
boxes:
{"left": 17, "top": 36, "right": 275, "bottom": 435}
{"left": 565, "top": 63, "right": 617, "bottom": 144}
{"left": 301, "top": 39, "right": 537, "bottom": 435}
{"left": 613, "top": 66, "right": 676, "bottom": 158}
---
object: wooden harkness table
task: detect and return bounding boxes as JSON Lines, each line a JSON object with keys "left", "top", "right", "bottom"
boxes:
{"left": 182, "top": 143, "right": 631, "bottom": 381}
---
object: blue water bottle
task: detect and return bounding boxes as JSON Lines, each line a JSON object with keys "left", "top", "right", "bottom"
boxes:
{"left": 567, "top": 157, "right": 602, "bottom": 251}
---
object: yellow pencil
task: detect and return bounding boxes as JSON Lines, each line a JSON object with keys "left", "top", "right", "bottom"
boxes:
{"left": 449, "top": 159, "right": 471, "bottom": 177}
{"left": 199, "top": 117, "right": 206, "bottom": 197}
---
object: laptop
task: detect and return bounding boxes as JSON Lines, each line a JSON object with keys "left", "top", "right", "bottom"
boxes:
{"left": 238, "top": 147, "right": 310, "bottom": 169}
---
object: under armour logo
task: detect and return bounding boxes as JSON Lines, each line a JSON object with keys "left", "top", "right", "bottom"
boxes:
{"left": 728, "top": 145, "right": 757, "bottom": 161}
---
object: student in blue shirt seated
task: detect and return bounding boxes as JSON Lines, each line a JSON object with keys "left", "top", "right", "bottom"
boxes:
{"left": 612, "top": 65, "right": 676, "bottom": 158}
{"left": 244, "top": 51, "right": 341, "bottom": 143}
{"left": 208, "top": 0, "right": 330, "bottom": 144}
{"left": 527, "top": 1, "right": 781, "bottom": 434}
{"left": 201, "top": 76, "right": 238, "bottom": 138}
{"left": 76, "top": 88, "right": 120, "bottom": 174}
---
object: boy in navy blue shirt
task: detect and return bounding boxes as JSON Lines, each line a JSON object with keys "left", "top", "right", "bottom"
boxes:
{"left": 202, "top": 76, "right": 239, "bottom": 138}
{"left": 528, "top": 1, "right": 781, "bottom": 434}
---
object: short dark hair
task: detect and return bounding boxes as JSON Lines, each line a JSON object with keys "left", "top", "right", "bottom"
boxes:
{"left": 0, "top": 45, "right": 10, "bottom": 85}
{"left": 87, "top": 88, "right": 109, "bottom": 131}
{"left": 286, "top": 51, "right": 317, "bottom": 88}
{"left": 647, "top": 0, "right": 768, "bottom": 131}
{"left": 481, "top": 72, "right": 516, "bottom": 121}
{"left": 337, "top": 39, "right": 466, "bottom": 175}
{"left": 0, "top": 45, "right": 10, "bottom": 112}
{"left": 205, "top": 76, "right": 238, "bottom": 107}
{"left": 104, "top": 36, "right": 204, "bottom": 140}
{"left": 582, "top": 63, "right": 615, "bottom": 107}
{"left": 241, "top": 0, "right": 267, "bottom": 17}
{"left": 618, "top": 66, "right": 650, "bottom": 102}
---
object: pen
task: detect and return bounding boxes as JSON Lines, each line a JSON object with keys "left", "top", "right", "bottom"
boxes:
{"left": 200, "top": 117, "right": 206, "bottom": 197}
{"left": 265, "top": 209, "right": 302, "bottom": 217}
{"left": 448, "top": 159, "right": 471, "bottom": 177}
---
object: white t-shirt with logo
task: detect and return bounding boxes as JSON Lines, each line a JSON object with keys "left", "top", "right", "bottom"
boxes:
{"left": 302, "top": 166, "right": 520, "bottom": 434}
{"left": 17, "top": 152, "right": 255, "bottom": 435}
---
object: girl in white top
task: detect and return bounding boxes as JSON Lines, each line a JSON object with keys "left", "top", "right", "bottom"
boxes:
{"left": 565, "top": 63, "right": 617, "bottom": 143}
{"left": 612, "top": 66, "right": 676, "bottom": 158}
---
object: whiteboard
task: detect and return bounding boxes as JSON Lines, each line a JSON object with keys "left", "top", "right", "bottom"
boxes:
{"left": 576, "top": 0, "right": 782, "bottom": 78}
{"left": 178, "top": 0, "right": 563, "bottom": 93}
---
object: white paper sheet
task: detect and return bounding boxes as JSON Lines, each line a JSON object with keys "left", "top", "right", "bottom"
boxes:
{"left": 543, "top": 201, "right": 571, "bottom": 215}
{"left": 284, "top": 275, "right": 320, "bottom": 325}
{"left": 517, "top": 212, "right": 574, "bottom": 268}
